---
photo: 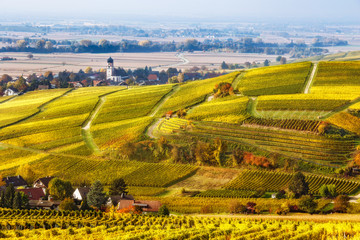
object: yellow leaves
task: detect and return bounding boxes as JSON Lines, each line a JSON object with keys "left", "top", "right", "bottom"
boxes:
{"left": 327, "top": 112, "right": 360, "bottom": 135}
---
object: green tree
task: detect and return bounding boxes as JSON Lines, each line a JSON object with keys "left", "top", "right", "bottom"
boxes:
{"left": 12, "top": 192, "right": 22, "bottom": 209}
{"left": 59, "top": 198, "right": 78, "bottom": 211}
{"left": 109, "top": 178, "right": 128, "bottom": 196}
{"left": 19, "top": 192, "right": 29, "bottom": 209}
{"left": 1, "top": 74, "right": 12, "bottom": 84}
{"left": 263, "top": 59, "right": 270, "bottom": 66}
{"left": 14, "top": 76, "right": 28, "bottom": 92}
{"left": 276, "top": 56, "right": 282, "bottom": 62}
{"left": 158, "top": 205, "right": 170, "bottom": 216}
{"left": 168, "top": 76, "right": 179, "bottom": 84}
{"left": 4, "top": 184, "right": 15, "bottom": 208}
{"left": 299, "top": 195, "right": 317, "bottom": 214}
{"left": 289, "top": 172, "right": 309, "bottom": 198}
{"left": 280, "top": 57, "right": 287, "bottom": 64}
{"left": 48, "top": 178, "right": 74, "bottom": 200}
{"left": 0, "top": 191, "right": 4, "bottom": 207}
{"left": 87, "top": 180, "right": 106, "bottom": 209}
{"left": 80, "top": 198, "right": 91, "bottom": 211}
{"left": 319, "top": 184, "right": 337, "bottom": 198}
{"left": 221, "top": 61, "right": 229, "bottom": 69}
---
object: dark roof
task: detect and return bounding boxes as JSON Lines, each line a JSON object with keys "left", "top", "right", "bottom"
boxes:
{"left": 3, "top": 175, "right": 27, "bottom": 187}
{"left": 6, "top": 86, "right": 18, "bottom": 92}
{"left": 75, "top": 187, "right": 90, "bottom": 200}
{"left": 34, "top": 176, "right": 55, "bottom": 188}
{"left": 17, "top": 188, "right": 45, "bottom": 200}
{"left": 107, "top": 57, "right": 113, "bottom": 63}
{"left": 109, "top": 194, "right": 134, "bottom": 203}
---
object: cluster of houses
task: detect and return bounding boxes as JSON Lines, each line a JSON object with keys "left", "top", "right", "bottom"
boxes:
{"left": 2, "top": 175, "right": 161, "bottom": 213}
{"left": 2, "top": 57, "right": 224, "bottom": 96}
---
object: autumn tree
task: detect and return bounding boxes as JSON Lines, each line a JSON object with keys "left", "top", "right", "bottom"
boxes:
{"left": 0, "top": 74, "right": 12, "bottom": 84}
{"left": 213, "top": 82, "right": 234, "bottom": 98}
{"left": 334, "top": 195, "right": 350, "bottom": 213}
{"left": 59, "top": 198, "right": 78, "bottom": 211}
{"left": 98, "top": 39, "right": 110, "bottom": 48}
{"left": 36, "top": 40, "right": 46, "bottom": 49}
{"left": 213, "top": 138, "right": 227, "bottom": 167}
{"left": 16, "top": 40, "right": 27, "bottom": 49}
{"left": 45, "top": 41, "right": 53, "bottom": 50}
{"left": 158, "top": 205, "right": 170, "bottom": 216}
{"left": 13, "top": 76, "right": 28, "bottom": 92}
{"left": 80, "top": 40, "right": 93, "bottom": 47}
{"left": 48, "top": 178, "right": 74, "bottom": 200}
{"left": 85, "top": 67, "right": 93, "bottom": 74}
{"left": 195, "top": 141, "right": 214, "bottom": 166}
{"left": 16, "top": 164, "right": 36, "bottom": 184}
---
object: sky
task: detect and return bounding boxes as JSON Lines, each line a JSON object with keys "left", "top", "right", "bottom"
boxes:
{"left": 2, "top": 0, "right": 360, "bottom": 24}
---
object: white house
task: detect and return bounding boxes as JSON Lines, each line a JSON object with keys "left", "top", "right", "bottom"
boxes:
{"left": 4, "top": 87, "right": 18, "bottom": 96}
{"left": 106, "top": 57, "right": 122, "bottom": 82}
{"left": 73, "top": 187, "right": 90, "bottom": 202}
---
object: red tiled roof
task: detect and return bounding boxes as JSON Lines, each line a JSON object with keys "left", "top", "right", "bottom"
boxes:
{"left": 17, "top": 188, "right": 45, "bottom": 200}
{"left": 147, "top": 74, "right": 158, "bottom": 81}
{"left": 135, "top": 200, "right": 161, "bottom": 212}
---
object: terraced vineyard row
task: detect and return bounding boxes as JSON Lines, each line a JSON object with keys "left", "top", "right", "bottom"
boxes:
{"left": 186, "top": 95, "right": 250, "bottom": 123}
{"left": 158, "top": 72, "right": 240, "bottom": 115}
{"left": 244, "top": 117, "right": 321, "bottom": 133}
{"left": 256, "top": 94, "right": 351, "bottom": 111}
{"left": 0, "top": 87, "right": 125, "bottom": 160}
{"left": 196, "top": 189, "right": 257, "bottom": 198}
{"left": 190, "top": 121, "right": 355, "bottom": 167}
{"left": 0, "top": 89, "right": 69, "bottom": 128}
{"left": 225, "top": 170, "right": 360, "bottom": 194}
{"left": 237, "top": 62, "right": 312, "bottom": 96}
{"left": 0, "top": 209, "right": 360, "bottom": 239}
{"left": 157, "top": 118, "right": 190, "bottom": 134}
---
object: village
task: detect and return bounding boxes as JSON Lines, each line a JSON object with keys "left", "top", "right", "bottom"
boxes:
{"left": 1, "top": 174, "right": 163, "bottom": 214}
{"left": 0, "top": 57, "right": 224, "bottom": 97}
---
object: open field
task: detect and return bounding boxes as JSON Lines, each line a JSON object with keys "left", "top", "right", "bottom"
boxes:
{"left": 0, "top": 51, "right": 288, "bottom": 77}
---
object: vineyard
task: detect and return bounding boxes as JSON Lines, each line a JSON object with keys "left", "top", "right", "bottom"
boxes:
{"left": 236, "top": 62, "right": 312, "bottom": 96}
{"left": 93, "top": 85, "right": 173, "bottom": 124}
{"left": 243, "top": 117, "right": 322, "bottom": 133}
{"left": 157, "top": 117, "right": 190, "bottom": 134}
{"left": 225, "top": 170, "right": 360, "bottom": 194}
{"left": 157, "top": 72, "right": 239, "bottom": 115}
{"left": 256, "top": 94, "right": 351, "bottom": 111}
{"left": 0, "top": 89, "right": 69, "bottom": 128}
{"left": 189, "top": 121, "right": 356, "bottom": 167}
{"left": 0, "top": 209, "right": 360, "bottom": 239}
{"left": 196, "top": 189, "right": 257, "bottom": 198}
{"left": 186, "top": 95, "right": 250, "bottom": 123}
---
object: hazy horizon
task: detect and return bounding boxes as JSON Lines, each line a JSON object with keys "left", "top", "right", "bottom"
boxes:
{"left": 2, "top": 0, "right": 360, "bottom": 25}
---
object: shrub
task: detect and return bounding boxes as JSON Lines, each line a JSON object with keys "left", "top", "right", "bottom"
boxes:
{"left": 334, "top": 195, "right": 350, "bottom": 213}
{"left": 158, "top": 205, "right": 170, "bottom": 216}
{"left": 229, "top": 201, "right": 246, "bottom": 214}
{"left": 319, "top": 184, "right": 337, "bottom": 198}
{"left": 299, "top": 195, "right": 317, "bottom": 214}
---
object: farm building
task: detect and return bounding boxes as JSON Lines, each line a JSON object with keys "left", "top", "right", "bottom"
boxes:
{"left": 3, "top": 175, "right": 28, "bottom": 189}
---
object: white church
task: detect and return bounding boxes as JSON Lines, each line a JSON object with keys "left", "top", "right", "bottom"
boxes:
{"left": 106, "top": 57, "right": 122, "bottom": 82}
